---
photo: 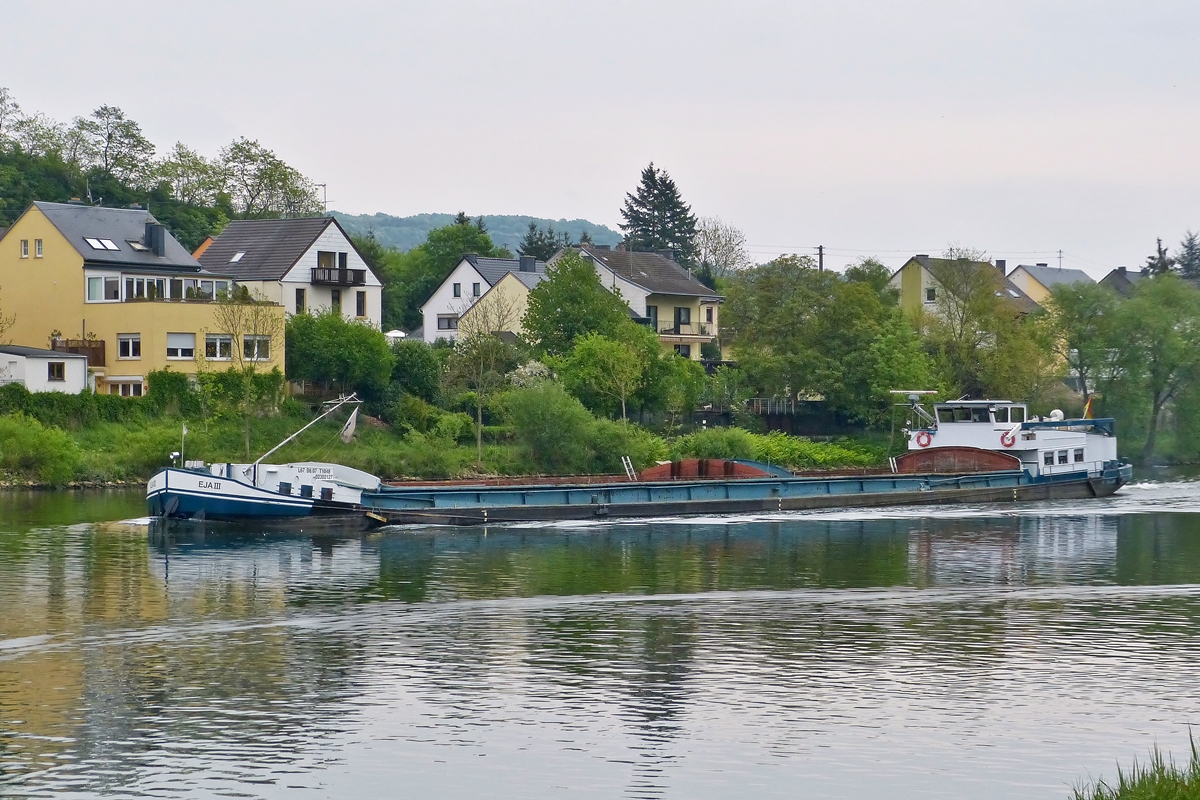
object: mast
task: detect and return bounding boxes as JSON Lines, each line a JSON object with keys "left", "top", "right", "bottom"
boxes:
{"left": 252, "top": 393, "right": 360, "bottom": 471}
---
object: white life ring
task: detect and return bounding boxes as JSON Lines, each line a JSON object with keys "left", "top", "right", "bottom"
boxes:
{"left": 1000, "top": 431, "right": 1016, "bottom": 448}
{"left": 916, "top": 431, "right": 932, "bottom": 448}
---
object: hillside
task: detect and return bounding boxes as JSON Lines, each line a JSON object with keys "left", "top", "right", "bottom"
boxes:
{"left": 332, "top": 211, "right": 623, "bottom": 253}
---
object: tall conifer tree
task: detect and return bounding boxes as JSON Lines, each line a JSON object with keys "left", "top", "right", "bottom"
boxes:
{"left": 1177, "top": 230, "right": 1200, "bottom": 279}
{"left": 619, "top": 163, "right": 699, "bottom": 265}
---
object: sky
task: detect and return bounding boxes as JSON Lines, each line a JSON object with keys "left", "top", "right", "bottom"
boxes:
{"left": 3, "top": 0, "right": 1199, "bottom": 275}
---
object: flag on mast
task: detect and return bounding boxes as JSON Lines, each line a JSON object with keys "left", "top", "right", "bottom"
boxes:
{"left": 340, "top": 408, "right": 359, "bottom": 443}
{"left": 1083, "top": 397, "right": 1093, "bottom": 419}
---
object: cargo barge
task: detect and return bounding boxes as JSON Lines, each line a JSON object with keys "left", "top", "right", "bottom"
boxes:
{"left": 146, "top": 397, "right": 1132, "bottom": 526}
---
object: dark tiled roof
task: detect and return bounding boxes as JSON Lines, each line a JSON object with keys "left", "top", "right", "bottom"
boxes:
{"left": 198, "top": 217, "right": 334, "bottom": 281}
{"left": 911, "top": 255, "right": 1040, "bottom": 312}
{"left": 1100, "top": 268, "right": 1146, "bottom": 297}
{"left": 0, "top": 344, "right": 87, "bottom": 358}
{"left": 468, "top": 256, "right": 546, "bottom": 286}
{"left": 34, "top": 201, "right": 210, "bottom": 273}
{"left": 576, "top": 245, "right": 720, "bottom": 298}
{"left": 510, "top": 271, "right": 546, "bottom": 290}
{"left": 1014, "top": 264, "right": 1094, "bottom": 289}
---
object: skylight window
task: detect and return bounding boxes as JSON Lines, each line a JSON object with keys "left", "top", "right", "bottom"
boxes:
{"left": 85, "top": 238, "right": 105, "bottom": 250}
{"left": 1008, "top": 289, "right": 1019, "bottom": 298}
{"left": 230, "top": 251, "right": 246, "bottom": 263}
{"left": 127, "top": 240, "right": 150, "bottom": 252}
{"left": 100, "top": 239, "right": 120, "bottom": 251}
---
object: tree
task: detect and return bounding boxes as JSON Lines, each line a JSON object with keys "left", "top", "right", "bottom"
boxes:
{"left": 445, "top": 333, "right": 520, "bottom": 468}
{"left": 559, "top": 334, "right": 647, "bottom": 420}
{"left": 619, "top": 163, "right": 698, "bottom": 264}
{"left": 285, "top": 311, "right": 395, "bottom": 396}
{"left": 154, "top": 142, "right": 223, "bottom": 206}
{"left": 1043, "top": 282, "right": 1119, "bottom": 401}
{"left": 209, "top": 291, "right": 286, "bottom": 458}
{"left": 1177, "top": 230, "right": 1200, "bottom": 279}
{"left": 660, "top": 355, "right": 707, "bottom": 430}
{"left": 695, "top": 216, "right": 752, "bottom": 279}
{"left": 1116, "top": 275, "right": 1200, "bottom": 461}
{"left": 0, "top": 87, "right": 19, "bottom": 142}
{"left": 518, "top": 221, "right": 571, "bottom": 261}
{"left": 218, "top": 137, "right": 322, "bottom": 218}
{"left": 1145, "top": 237, "right": 1176, "bottom": 276}
{"left": 844, "top": 256, "right": 899, "bottom": 306}
{"left": 73, "top": 105, "right": 155, "bottom": 184}
{"left": 523, "top": 250, "right": 632, "bottom": 356}
{"left": 390, "top": 340, "right": 442, "bottom": 403}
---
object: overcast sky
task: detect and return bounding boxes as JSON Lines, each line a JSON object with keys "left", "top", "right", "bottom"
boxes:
{"left": 4, "top": 1, "right": 1199, "bottom": 274}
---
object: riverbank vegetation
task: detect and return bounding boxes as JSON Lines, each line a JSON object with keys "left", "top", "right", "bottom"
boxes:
{"left": 1072, "top": 738, "right": 1200, "bottom": 799}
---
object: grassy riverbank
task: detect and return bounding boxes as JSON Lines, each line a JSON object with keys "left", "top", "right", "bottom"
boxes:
{"left": 0, "top": 385, "right": 887, "bottom": 486}
{"left": 1073, "top": 740, "right": 1200, "bottom": 799}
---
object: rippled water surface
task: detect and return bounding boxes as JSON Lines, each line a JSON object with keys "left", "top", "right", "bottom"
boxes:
{"left": 4, "top": 474, "right": 1200, "bottom": 798}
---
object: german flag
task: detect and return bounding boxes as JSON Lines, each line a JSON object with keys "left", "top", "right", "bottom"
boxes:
{"left": 1083, "top": 397, "right": 1093, "bottom": 419}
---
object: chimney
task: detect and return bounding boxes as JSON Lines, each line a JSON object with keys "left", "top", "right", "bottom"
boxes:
{"left": 1117, "top": 266, "right": 1127, "bottom": 275}
{"left": 657, "top": 249, "right": 675, "bottom": 261}
{"left": 615, "top": 243, "right": 626, "bottom": 252}
{"left": 144, "top": 222, "right": 166, "bottom": 256}
{"left": 996, "top": 258, "right": 1006, "bottom": 273}
{"left": 1036, "top": 262, "right": 1048, "bottom": 267}
{"left": 67, "top": 198, "right": 85, "bottom": 205}
{"left": 518, "top": 255, "right": 536, "bottom": 273}
{"left": 594, "top": 244, "right": 611, "bottom": 251}
{"left": 462, "top": 252, "right": 478, "bottom": 267}
{"left": 915, "top": 254, "right": 929, "bottom": 259}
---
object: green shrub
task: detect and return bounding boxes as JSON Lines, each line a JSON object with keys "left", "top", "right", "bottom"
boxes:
{"left": 587, "top": 419, "right": 667, "bottom": 473}
{"left": 0, "top": 412, "right": 81, "bottom": 484}
{"left": 750, "top": 430, "right": 880, "bottom": 469}
{"left": 672, "top": 427, "right": 757, "bottom": 461}
{"left": 501, "top": 383, "right": 594, "bottom": 473}
{"left": 146, "top": 369, "right": 200, "bottom": 416}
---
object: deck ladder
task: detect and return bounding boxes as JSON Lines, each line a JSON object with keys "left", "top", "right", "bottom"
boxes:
{"left": 621, "top": 456, "right": 637, "bottom": 481}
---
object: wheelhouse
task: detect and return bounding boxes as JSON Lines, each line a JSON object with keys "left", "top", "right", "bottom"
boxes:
{"left": 934, "top": 401, "right": 1027, "bottom": 426}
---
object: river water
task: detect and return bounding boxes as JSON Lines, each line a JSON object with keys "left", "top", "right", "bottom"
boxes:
{"left": 3, "top": 473, "right": 1200, "bottom": 799}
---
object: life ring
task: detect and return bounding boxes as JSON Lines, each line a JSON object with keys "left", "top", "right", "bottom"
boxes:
{"left": 916, "top": 431, "right": 932, "bottom": 448}
{"left": 1000, "top": 431, "right": 1016, "bottom": 448}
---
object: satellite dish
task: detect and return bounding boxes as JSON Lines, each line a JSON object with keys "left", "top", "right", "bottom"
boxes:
{"left": 1049, "top": 409, "right": 1064, "bottom": 421}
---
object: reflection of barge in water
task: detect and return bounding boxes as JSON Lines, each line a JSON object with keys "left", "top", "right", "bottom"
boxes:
{"left": 147, "top": 398, "right": 1132, "bottom": 526}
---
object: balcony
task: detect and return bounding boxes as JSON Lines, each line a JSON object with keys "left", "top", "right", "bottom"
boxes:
{"left": 656, "top": 323, "right": 713, "bottom": 338}
{"left": 51, "top": 339, "right": 105, "bottom": 367}
{"left": 311, "top": 268, "right": 366, "bottom": 286}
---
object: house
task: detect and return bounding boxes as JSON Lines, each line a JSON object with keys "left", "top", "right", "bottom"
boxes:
{"left": 197, "top": 217, "right": 383, "bottom": 327}
{"left": 1006, "top": 263, "right": 1095, "bottom": 305}
{"left": 1099, "top": 266, "right": 1149, "bottom": 297}
{"left": 421, "top": 254, "right": 546, "bottom": 341}
{"left": 456, "top": 271, "right": 545, "bottom": 340}
{"left": 0, "top": 345, "right": 90, "bottom": 393}
{"left": 889, "top": 255, "right": 1039, "bottom": 316}
{"left": 552, "top": 245, "right": 723, "bottom": 361}
{"left": 0, "top": 201, "right": 285, "bottom": 396}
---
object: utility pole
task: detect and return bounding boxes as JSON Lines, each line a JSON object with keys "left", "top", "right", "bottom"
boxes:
{"left": 1058, "top": 249, "right": 1063, "bottom": 269}
{"left": 818, "top": 245, "right": 824, "bottom": 272}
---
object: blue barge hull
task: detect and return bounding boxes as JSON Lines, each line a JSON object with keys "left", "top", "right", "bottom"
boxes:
{"left": 362, "top": 462, "right": 1133, "bottom": 526}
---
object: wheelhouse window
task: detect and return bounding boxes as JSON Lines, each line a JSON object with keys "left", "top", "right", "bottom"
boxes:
{"left": 244, "top": 335, "right": 271, "bottom": 361}
{"left": 118, "top": 335, "right": 141, "bottom": 359}
{"left": 1010, "top": 407, "right": 1026, "bottom": 423}
{"left": 47, "top": 362, "right": 65, "bottom": 382}
{"left": 166, "top": 333, "right": 195, "bottom": 359}
{"left": 994, "top": 407, "right": 1009, "bottom": 423}
{"left": 1074, "top": 448, "right": 1085, "bottom": 463}
{"left": 1044, "top": 452, "right": 1054, "bottom": 467}
{"left": 205, "top": 334, "right": 233, "bottom": 360}
{"left": 1058, "top": 450, "right": 1069, "bottom": 465}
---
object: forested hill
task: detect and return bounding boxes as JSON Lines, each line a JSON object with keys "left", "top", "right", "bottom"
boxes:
{"left": 333, "top": 211, "right": 623, "bottom": 253}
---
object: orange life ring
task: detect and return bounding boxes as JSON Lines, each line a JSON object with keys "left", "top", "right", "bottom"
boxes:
{"left": 916, "top": 431, "right": 932, "bottom": 448}
{"left": 1000, "top": 431, "right": 1016, "bottom": 447}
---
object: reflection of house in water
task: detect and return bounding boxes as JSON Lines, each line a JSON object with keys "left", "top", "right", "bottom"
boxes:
{"left": 907, "top": 515, "right": 1119, "bottom": 586}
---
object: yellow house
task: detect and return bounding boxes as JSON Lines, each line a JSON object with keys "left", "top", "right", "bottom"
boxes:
{"left": 0, "top": 202, "right": 285, "bottom": 396}
{"left": 456, "top": 271, "right": 542, "bottom": 339}
{"left": 888, "top": 254, "right": 1039, "bottom": 316}
{"left": 1005, "top": 263, "right": 1095, "bottom": 305}
{"left": 556, "top": 245, "right": 724, "bottom": 361}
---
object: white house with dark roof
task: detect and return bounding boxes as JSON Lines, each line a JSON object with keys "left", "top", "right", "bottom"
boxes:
{"left": 420, "top": 254, "right": 545, "bottom": 341}
{"left": 198, "top": 217, "right": 382, "bottom": 327}
{"left": 1006, "top": 263, "right": 1095, "bottom": 306}
{"left": 0, "top": 345, "right": 90, "bottom": 393}
{"left": 551, "top": 245, "right": 724, "bottom": 360}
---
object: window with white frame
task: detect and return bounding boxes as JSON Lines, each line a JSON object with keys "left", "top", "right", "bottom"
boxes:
{"left": 118, "top": 335, "right": 141, "bottom": 359}
{"left": 19, "top": 240, "right": 28, "bottom": 258}
{"left": 437, "top": 315, "right": 458, "bottom": 330}
{"left": 109, "top": 381, "right": 143, "bottom": 397}
{"left": 87, "top": 276, "right": 121, "bottom": 301}
{"left": 205, "top": 334, "right": 233, "bottom": 360}
{"left": 166, "top": 333, "right": 195, "bottom": 359}
{"left": 244, "top": 335, "right": 270, "bottom": 361}
{"left": 34, "top": 239, "right": 42, "bottom": 258}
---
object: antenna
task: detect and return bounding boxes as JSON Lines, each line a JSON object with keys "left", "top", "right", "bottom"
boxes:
{"left": 1058, "top": 249, "right": 1063, "bottom": 269}
{"left": 315, "top": 183, "right": 328, "bottom": 213}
